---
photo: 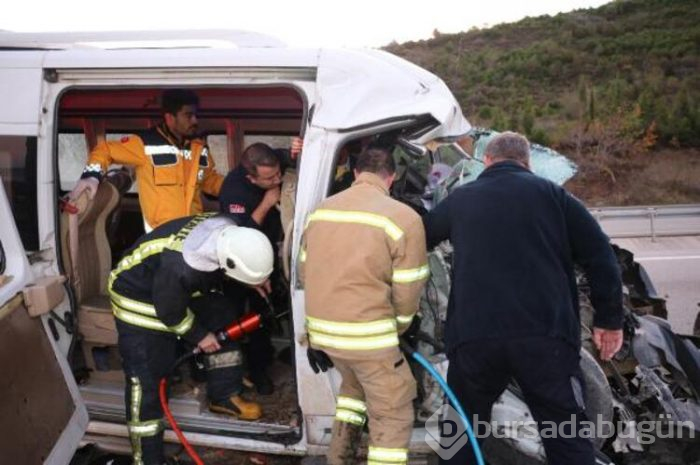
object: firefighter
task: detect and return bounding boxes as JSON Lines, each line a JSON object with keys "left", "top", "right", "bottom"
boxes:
{"left": 69, "top": 89, "right": 224, "bottom": 232}
{"left": 299, "top": 144, "right": 429, "bottom": 465}
{"left": 109, "top": 213, "right": 273, "bottom": 465}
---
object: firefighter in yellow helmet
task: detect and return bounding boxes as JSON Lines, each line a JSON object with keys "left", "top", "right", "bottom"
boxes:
{"left": 299, "top": 143, "right": 430, "bottom": 465}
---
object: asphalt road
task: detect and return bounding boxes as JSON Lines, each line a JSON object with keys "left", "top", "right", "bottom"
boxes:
{"left": 612, "top": 236, "right": 700, "bottom": 335}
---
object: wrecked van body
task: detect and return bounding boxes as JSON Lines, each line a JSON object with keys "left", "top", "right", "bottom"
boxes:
{"left": 1, "top": 29, "right": 697, "bottom": 464}
{"left": 0, "top": 30, "right": 475, "bottom": 463}
{"left": 396, "top": 131, "right": 700, "bottom": 464}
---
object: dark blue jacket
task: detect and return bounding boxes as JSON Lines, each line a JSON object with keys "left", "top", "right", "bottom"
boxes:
{"left": 423, "top": 161, "right": 623, "bottom": 353}
{"left": 218, "top": 165, "right": 281, "bottom": 243}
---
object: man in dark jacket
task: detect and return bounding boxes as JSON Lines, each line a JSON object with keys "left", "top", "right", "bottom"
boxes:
{"left": 110, "top": 213, "right": 274, "bottom": 465}
{"left": 218, "top": 142, "right": 284, "bottom": 394}
{"left": 423, "top": 132, "right": 624, "bottom": 465}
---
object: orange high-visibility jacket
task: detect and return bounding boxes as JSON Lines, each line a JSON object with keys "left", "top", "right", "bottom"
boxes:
{"left": 299, "top": 172, "right": 429, "bottom": 359}
{"left": 80, "top": 124, "right": 224, "bottom": 229}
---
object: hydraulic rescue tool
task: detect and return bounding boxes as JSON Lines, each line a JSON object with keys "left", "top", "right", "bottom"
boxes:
{"left": 159, "top": 295, "right": 283, "bottom": 465}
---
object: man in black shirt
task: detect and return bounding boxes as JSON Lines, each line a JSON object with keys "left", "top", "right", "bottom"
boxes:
{"left": 423, "top": 132, "right": 624, "bottom": 465}
{"left": 219, "top": 143, "right": 284, "bottom": 394}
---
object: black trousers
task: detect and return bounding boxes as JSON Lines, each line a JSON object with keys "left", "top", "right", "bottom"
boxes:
{"left": 440, "top": 337, "right": 594, "bottom": 465}
{"left": 117, "top": 292, "right": 243, "bottom": 465}
{"left": 244, "top": 292, "right": 275, "bottom": 373}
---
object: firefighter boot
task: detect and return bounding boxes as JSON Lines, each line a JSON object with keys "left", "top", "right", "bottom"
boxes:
{"left": 327, "top": 421, "right": 363, "bottom": 465}
{"left": 209, "top": 395, "right": 262, "bottom": 420}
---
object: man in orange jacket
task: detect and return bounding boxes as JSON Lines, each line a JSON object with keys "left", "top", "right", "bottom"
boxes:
{"left": 69, "top": 89, "right": 224, "bottom": 231}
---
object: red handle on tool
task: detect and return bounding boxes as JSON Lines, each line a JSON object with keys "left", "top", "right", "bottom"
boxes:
{"left": 215, "top": 312, "right": 262, "bottom": 342}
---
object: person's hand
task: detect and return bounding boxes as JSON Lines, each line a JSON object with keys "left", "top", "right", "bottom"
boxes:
{"left": 197, "top": 332, "right": 222, "bottom": 354}
{"left": 307, "top": 348, "right": 334, "bottom": 374}
{"left": 262, "top": 186, "right": 281, "bottom": 208}
{"left": 253, "top": 279, "right": 272, "bottom": 299}
{"left": 69, "top": 177, "right": 99, "bottom": 201}
{"left": 290, "top": 137, "right": 304, "bottom": 159}
{"left": 593, "top": 327, "right": 623, "bottom": 361}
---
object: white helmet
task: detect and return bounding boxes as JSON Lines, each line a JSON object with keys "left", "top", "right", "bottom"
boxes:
{"left": 216, "top": 226, "right": 274, "bottom": 285}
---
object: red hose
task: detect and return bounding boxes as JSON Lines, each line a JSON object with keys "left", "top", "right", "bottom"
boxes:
{"left": 159, "top": 377, "right": 205, "bottom": 465}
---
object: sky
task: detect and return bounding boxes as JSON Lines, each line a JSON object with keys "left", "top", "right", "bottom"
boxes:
{"left": 1, "top": 0, "right": 610, "bottom": 48}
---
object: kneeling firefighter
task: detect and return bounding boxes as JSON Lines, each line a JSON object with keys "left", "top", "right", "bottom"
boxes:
{"left": 108, "top": 213, "right": 274, "bottom": 465}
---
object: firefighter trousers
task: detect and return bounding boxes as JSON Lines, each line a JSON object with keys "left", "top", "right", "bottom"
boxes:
{"left": 329, "top": 348, "right": 417, "bottom": 465}
{"left": 117, "top": 293, "right": 243, "bottom": 465}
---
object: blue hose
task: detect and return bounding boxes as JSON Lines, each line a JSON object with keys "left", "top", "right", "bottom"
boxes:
{"left": 408, "top": 349, "right": 486, "bottom": 465}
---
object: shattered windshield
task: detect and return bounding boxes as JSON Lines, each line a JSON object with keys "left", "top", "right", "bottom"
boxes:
{"left": 429, "top": 128, "right": 578, "bottom": 205}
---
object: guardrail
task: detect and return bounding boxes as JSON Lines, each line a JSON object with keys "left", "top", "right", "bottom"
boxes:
{"left": 589, "top": 204, "right": 700, "bottom": 241}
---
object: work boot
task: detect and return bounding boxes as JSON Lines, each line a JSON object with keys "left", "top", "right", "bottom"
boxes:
{"left": 327, "top": 421, "right": 363, "bottom": 465}
{"left": 209, "top": 395, "right": 262, "bottom": 420}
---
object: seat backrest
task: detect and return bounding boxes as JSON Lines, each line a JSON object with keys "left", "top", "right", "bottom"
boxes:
{"left": 60, "top": 182, "right": 120, "bottom": 303}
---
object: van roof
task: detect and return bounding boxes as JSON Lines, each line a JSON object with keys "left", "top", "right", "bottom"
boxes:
{"left": 0, "top": 30, "right": 286, "bottom": 50}
{"left": 0, "top": 30, "right": 470, "bottom": 141}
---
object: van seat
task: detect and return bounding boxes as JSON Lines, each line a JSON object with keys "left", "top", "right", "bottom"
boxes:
{"left": 60, "top": 181, "right": 121, "bottom": 375}
{"left": 78, "top": 295, "right": 116, "bottom": 345}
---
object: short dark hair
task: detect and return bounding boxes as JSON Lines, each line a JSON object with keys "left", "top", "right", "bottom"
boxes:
{"left": 484, "top": 132, "right": 530, "bottom": 163}
{"left": 241, "top": 143, "right": 280, "bottom": 175}
{"left": 161, "top": 89, "right": 199, "bottom": 115}
{"left": 355, "top": 144, "right": 396, "bottom": 178}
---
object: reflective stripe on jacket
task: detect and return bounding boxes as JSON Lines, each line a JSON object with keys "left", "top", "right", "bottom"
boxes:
{"left": 299, "top": 172, "right": 429, "bottom": 359}
{"left": 81, "top": 124, "right": 223, "bottom": 229}
{"left": 109, "top": 214, "right": 219, "bottom": 343}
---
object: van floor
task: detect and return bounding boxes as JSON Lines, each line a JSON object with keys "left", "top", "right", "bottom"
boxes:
{"left": 79, "top": 357, "right": 299, "bottom": 435}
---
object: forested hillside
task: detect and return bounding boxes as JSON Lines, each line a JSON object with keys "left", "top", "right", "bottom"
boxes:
{"left": 385, "top": 0, "right": 700, "bottom": 205}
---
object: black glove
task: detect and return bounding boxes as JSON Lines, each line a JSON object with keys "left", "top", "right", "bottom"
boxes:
{"left": 307, "top": 348, "right": 334, "bottom": 374}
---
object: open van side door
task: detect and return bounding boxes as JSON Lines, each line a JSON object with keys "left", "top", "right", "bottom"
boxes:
{"left": 0, "top": 179, "right": 88, "bottom": 464}
{"left": 0, "top": 54, "right": 89, "bottom": 464}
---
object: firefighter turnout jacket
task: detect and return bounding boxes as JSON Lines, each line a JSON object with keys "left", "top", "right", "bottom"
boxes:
{"left": 299, "top": 172, "right": 429, "bottom": 359}
{"left": 109, "top": 213, "right": 229, "bottom": 345}
{"left": 80, "top": 124, "right": 224, "bottom": 229}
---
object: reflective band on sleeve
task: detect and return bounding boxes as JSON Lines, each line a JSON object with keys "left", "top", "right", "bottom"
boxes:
{"left": 335, "top": 409, "right": 366, "bottom": 426}
{"left": 145, "top": 144, "right": 179, "bottom": 155}
{"left": 309, "top": 332, "right": 399, "bottom": 351}
{"left": 83, "top": 163, "right": 102, "bottom": 174}
{"left": 392, "top": 264, "right": 430, "bottom": 283}
{"left": 110, "top": 292, "right": 157, "bottom": 316}
{"left": 307, "top": 209, "right": 404, "bottom": 241}
{"left": 113, "top": 306, "right": 170, "bottom": 332}
{"left": 112, "top": 300, "right": 195, "bottom": 335}
{"left": 306, "top": 316, "right": 396, "bottom": 336}
{"left": 396, "top": 313, "right": 415, "bottom": 325}
{"left": 109, "top": 237, "right": 173, "bottom": 288}
{"left": 337, "top": 396, "right": 367, "bottom": 414}
{"left": 368, "top": 446, "right": 409, "bottom": 464}
{"left": 127, "top": 419, "right": 163, "bottom": 437}
{"left": 167, "top": 311, "right": 195, "bottom": 335}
